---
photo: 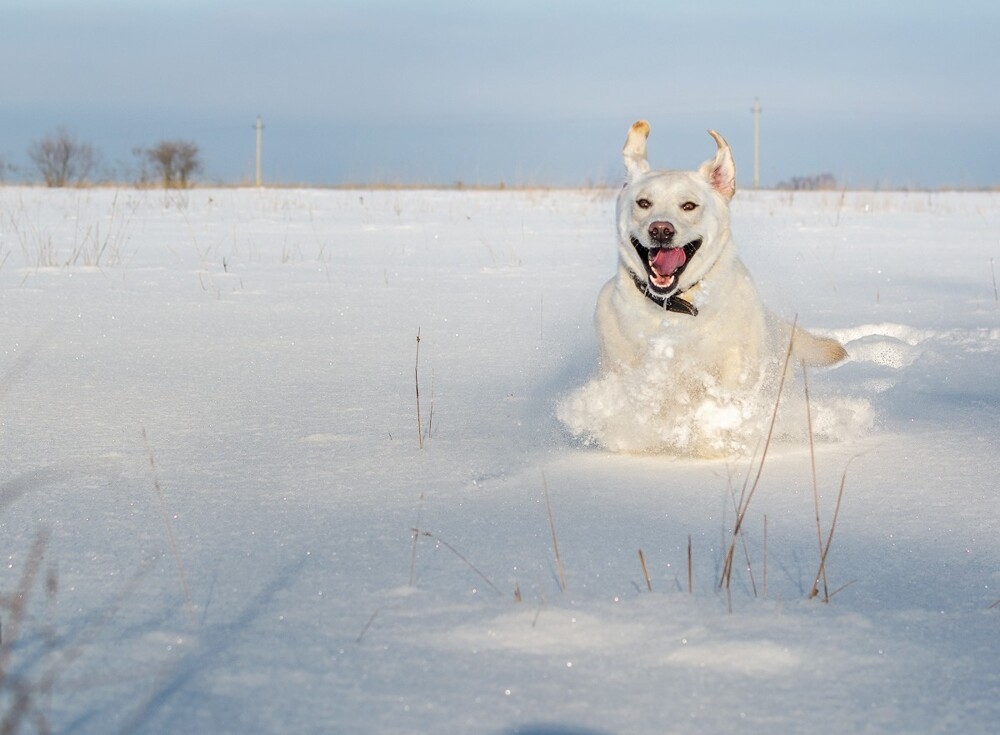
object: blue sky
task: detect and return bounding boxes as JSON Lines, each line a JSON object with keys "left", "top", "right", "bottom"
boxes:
{"left": 2, "top": 0, "right": 998, "bottom": 188}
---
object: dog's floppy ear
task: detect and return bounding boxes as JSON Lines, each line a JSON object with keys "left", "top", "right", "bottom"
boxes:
{"left": 623, "top": 120, "right": 651, "bottom": 178}
{"left": 699, "top": 130, "right": 736, "bottom": 200}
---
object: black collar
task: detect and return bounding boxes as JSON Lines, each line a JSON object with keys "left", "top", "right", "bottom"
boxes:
{"left": 628, "top": 269, "right": 699, "bottom": 316}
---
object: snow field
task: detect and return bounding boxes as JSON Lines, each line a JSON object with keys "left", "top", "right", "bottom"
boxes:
{"left": 1, "top": 185, "right": 999, "bottom": 733}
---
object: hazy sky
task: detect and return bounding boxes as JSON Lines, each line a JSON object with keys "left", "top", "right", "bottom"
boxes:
{"left": 3, "top": 0, "right": 998, "bottom": 188}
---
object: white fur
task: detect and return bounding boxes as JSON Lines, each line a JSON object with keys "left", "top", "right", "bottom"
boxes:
{"left": 559, "top": 121, "right": 848, "bottom": 456}
{"left": 598, "top": 121, "right": 845, "bottom": 384}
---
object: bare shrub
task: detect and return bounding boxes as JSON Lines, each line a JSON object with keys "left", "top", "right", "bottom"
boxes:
{"left": 142, "top": 140, "right": 202, "bottom": 189}
{"left": 27, "top": 127, "right": 99, "bottom": 187}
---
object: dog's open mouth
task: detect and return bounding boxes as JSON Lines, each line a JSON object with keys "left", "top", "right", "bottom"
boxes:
{"left": 631, "top": 236, "right": 702, "bottom": 293}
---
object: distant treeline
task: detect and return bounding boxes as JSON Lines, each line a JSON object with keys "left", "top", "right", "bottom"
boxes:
{"left": 775, "top": 173, "right": 838, "bottom": 191}
{"left": 0, "top": 126, "right": 202, "bottom": 189}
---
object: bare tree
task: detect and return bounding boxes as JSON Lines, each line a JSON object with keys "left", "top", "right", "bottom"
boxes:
{"left": 144, "top": 140, "right": 202, "bottom": 188}
{"left": 28, "top": 127, "right": 99, "bottom": 187}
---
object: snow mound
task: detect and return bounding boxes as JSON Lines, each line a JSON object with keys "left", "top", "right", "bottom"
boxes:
{"left": 557, "top": 366, "right": 772, "bottom": 456}
{"left": 557, "top": 319, "right": 1000, "bottom": 456}
{"left": 664, "top": 640, "right": 800, "bottom": 675}
{"left": 439, "top": 609, "right": 646, "bottom": 655}
{"left": 557, "top": 345, "right": 873, "bottom": 457}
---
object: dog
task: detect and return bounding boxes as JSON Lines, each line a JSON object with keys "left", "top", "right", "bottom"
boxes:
{"left": 558, "top": 121, "right": 849, "bottom": 454}
{"left": 596, "top": 120, "right": 846, "bottom": 387}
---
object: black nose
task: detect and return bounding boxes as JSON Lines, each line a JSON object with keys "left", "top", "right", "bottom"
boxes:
{"left": 648, "top": 221, "right": 675, "bottom": 244}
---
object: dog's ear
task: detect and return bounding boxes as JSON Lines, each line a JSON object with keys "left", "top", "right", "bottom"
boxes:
{"left": 623, "top": 120, "right": 651, "bottom": 178}
{"left": 699, "top": 130, "right": 736, "bottom": 200}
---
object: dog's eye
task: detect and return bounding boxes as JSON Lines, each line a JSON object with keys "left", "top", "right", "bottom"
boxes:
{"left": 681, "top": 201, "right": 698, "bottom": 212}
{"left": 636, "top": 198, "right": 652, "bottom": 209}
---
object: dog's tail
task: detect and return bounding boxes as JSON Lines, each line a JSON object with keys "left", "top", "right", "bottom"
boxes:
{"left": 790, "top": 326, "right": 848, "bottom": 366}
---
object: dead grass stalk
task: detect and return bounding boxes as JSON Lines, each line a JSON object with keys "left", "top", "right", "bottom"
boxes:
{"left": 802, "top": 361, "right": 830, "bottom": 600}
{"left": 413, "top": 529, "right": 500, "bottom": 595}
{"left": 142, "top": 428, "right": 194, "bottom": 622}
{"left": 541, "top": 471, "right": 567, "bottom": 592}
{"left": 638, "top": 549, "right": 652, "bottom": 592}
{"left": 719, "top": 317, "right": 797, "bottom": 592}
{"left": 414, "top": 329, "right": 424, "bottom": 449}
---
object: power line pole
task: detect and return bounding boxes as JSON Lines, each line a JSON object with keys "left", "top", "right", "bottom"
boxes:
{"left": 751, "top": 98, "right": 761, "bottom": 190}
{"left": 255, "top": 115, "right": 263, "bottom": 187}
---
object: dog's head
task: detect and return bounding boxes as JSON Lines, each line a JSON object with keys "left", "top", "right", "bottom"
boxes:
{"left": 616, "top": 121, "right": 737, "bottom": 302}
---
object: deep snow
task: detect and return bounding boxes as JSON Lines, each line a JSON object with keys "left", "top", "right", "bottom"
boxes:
{"left": 1, "top": 185, "right": 999, "bottom": 734}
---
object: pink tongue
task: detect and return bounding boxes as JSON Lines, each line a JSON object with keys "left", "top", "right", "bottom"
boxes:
{"left": 649, "top": 247, "right": 686, "bottom": 276}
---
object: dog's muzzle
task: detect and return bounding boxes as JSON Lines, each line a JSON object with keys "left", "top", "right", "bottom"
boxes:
{"left": 627, "top": 235, "right": 702, "bottom": 316}
{"left": 630, "top": 235, "right": 702, "bottom": 295}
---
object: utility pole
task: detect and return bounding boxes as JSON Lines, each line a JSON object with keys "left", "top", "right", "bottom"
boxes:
{"left": 255, "top": 115, "right": 263, "bottom": 187}
{"left": 751, "top": 98, "right": 761, "bottom": 190}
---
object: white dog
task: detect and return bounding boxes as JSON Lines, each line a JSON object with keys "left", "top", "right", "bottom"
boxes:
{"left": 560, "top": 121, "right": 848, "bottom": 454}
{"left": 597, "top": 120, "right": 846, "bottom": 383}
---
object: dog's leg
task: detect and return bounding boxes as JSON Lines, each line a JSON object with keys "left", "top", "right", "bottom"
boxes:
{"left": 595, "top": 281, "right": 637, "bottom": 374}
{"left": 718, "top": 345, "right": 752, "bottom": 390}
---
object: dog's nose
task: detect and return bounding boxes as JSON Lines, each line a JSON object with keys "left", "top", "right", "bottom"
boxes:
{"left": 648, "top": 221, "right": 675, "bottom": 244}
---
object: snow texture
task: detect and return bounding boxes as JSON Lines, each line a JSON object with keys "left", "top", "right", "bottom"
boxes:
{"left": 1, "top": 186, "right": 999, "bottom": 734}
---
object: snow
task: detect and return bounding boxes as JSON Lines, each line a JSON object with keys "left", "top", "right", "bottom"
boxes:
{"left": 1, "top": 185, "right": 999, "bottom": 734}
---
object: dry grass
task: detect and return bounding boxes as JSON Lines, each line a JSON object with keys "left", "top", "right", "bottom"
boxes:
{"left": 991, "top": 258, "right": 999, "bottom": 309}
{"left": 638, "top": 549, "right": 652, "bottom": 592}
{"left": 411, "top": 529, "right": 501, "bottom": 595}
{"left": 413, "top": 330, "right": 435, "bottom": 448}
{"left": 408, "top": 493, "right": 425, "bottom": 587}
{"left": 802, "top": 362, "right": 830, "bottom": 601}
{"left": 541, "top": 472, "right": 567, "bottom": 593}
{"left": 711, "top": 318, "right": 862, "bottom": 608}
{"left": 415, "top": 329, "right": 424, "bottom": 449}
{"left": 0, "top": 522, "right": 156, "bottom": 734}
{"left": 0, "top": 529, "right": 53, "bottom": 734}
{"left": 719, "top": 317, "right": 797, "bottom": 594}
{"left": 142, "top": 428, "right": 194, "bottom": 622}
{"left": 687, "top": 535, "right": 693, "bottom": 594}
{"left": 810, "top": 460, "right": 856, "bottom": 602}
{"left": 355, "top": 609, "right": 380, "bottom": 643}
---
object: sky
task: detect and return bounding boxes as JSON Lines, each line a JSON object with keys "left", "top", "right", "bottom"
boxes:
{"left": 2, "top": 0, "right": 998, "bottom": 189}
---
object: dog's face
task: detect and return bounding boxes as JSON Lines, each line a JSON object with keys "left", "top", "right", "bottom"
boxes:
{"left": 616, "top": 121, "right": 737, "bottom": 301}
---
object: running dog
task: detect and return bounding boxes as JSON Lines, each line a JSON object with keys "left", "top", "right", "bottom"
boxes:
{"left": 595, "top": 120, "right": 846, "bottom": 392}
